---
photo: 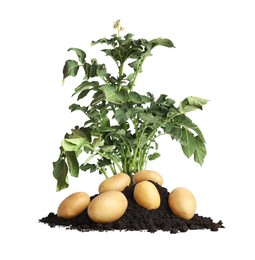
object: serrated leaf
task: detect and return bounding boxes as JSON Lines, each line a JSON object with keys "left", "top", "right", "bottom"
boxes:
{"left": 68, "top": 48, "right": 86, "bottom": 63}
{"left": 65, "top": 151, "right": 79, "bottom": 177}
{"left": 180, "top": 128, "right": 196, "bottom": 158}
{"left": 63, "top": 60, "right": 79, "bottom": 80}
{"left": 53, "top": 159, "right": 69, "bottom": 191}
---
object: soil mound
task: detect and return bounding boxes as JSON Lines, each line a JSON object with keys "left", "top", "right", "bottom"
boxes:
{"left": 39, "top": 183, "right": 224, "bottom": 233}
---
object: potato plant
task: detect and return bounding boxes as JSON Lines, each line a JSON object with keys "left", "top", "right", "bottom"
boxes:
{"left": 53, "top": 20, "right": 208, "bottom": 191}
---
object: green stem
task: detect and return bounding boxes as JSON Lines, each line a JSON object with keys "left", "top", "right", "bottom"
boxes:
{"left": 130, "top": 57, "right": 146, "bottom": 92}
{"left": 119, "top": 62, "right": 124, "bottom": 78}
{"left": 118, "top": 62, "right": 124, "bottom": 90}
{"left": 101, "top": 167, "right": 108, "bottom": 178}
{"left": 109, "top": 164, "right": 117, "bottom": 175}
{"left": 132, "top": 113, "right": 182, "bottom": 171}
{"left": 141, "top": 140, "right": 151, "bottom": 169}
{"left": 132, "top": 122, "right": 148, "bottom": 171}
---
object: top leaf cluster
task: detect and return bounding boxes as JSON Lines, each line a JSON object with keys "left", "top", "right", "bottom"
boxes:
{"left": 53, "top": 26, "right": 208, "bottom": 191}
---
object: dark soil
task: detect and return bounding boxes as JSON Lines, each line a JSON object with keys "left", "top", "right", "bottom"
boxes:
{"left": 39, "top": 183, "right": 224, "bottom": 233}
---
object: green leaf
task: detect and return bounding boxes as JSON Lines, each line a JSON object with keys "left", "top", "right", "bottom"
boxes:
{"left": 127, "top": 73, "right": 135, "bottom": 81}
{"left": 179, "top": 96, "right": 208, "bottom": 113}
{"left": 69, "top": 103, "right": 88, "bottom": 113}
{"left": 128, "top": 58, "right": 142, "bottom": 72}
{"left": 148, "top": 152, "right": 161, "bottom": 161}
{"left": 97, "top": 64, "right": 107, "bottom": 78}
{"left": 71, "top": 127, "right": 91, "bottom": 142}
{"left": 101, "top": 116, "right": 110, "bottom": 127}
{"left": 90, "top": 91, "right": 105, "bottom": 106}
{"left": 101, "top": 85, "right": 127, "bottom": 104}
{"left": 74, "top": 81, "right": 100, "bottom": 95}
{"left": 156, "top": 94, "right": 168, "bottom": 103}
{"left": 194, "top": 136, "right": 207, "bottom": 166}
{"left": 139, "top": 113, "right": 163, "bottom": 125}
{"left": 83, "top": 59, "right": 99, "bottom": 79}
{"left": 80, "top": 163, "right": 97, "bottom": 173}
{"left": 98, "top": 158, "right": 112, "bottom": 167}
{"left": 114, "top": 109, "right": 128, "bottom": 124}
{"left": 174, "top": 115, "right": 205, "bottom": 142}
{"left": 164, "top": 123, "right": 182, "bottom": 141}
{"left": 92, "top": 138, "right": 104, "bottom": 148}
{"left": 63, "top": 60, "right": 79, "bottom": 80}
{"left": 180, "top": 128, "right": 196, "bottom": 158}
{"left": 187, "top": 96, "right": 208, "bottom": 107}
{"left": 68, "top": 48, "right": 86, "bottom": 63}
{"left": 77, "top": 89, "right": 91, "bottom": 100}
{"left": 62, "top": 137, "right": 88, "bottom": 151}
{"left": 148, "top": 38, "right": 175, "bottom": 50}
{"left": 166, "top": 98, "right": 176, "bottom": 106}
{"left": 129, "top": 91, "right": 143, "bottom": 103}
{"left": 53, "top": 159, "right": 69, "bottom": 191}
{"left": 65, "top": 151, "right": 79, "bottom": 177}
{"left": 116, "top": 129, "right": 126, "bottom": 136}
{"left": 101, "top": 145, "right": 116, "bottom": 152}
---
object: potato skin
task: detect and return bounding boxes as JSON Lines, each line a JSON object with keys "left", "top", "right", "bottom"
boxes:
{"left": 133, "top": 181, "right": 161, "bottom": 210}
{"left": 57, "top": 192, "right": 90, "bottom": 219}
{"left": 99, "top": 173, "right": 131, "bottom": 193}
{"left": 88, "top": 191, "right": 128, "bottom": 223}
{"left": 168, "top": 187, "right": 196, "bottom": 220}
{"left": 133, "top": 170, "right": 163, "bottom": 186}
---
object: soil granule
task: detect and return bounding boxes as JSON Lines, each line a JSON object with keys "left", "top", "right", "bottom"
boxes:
{"left": 39, "top": 183, "right": 224, "bottom": 233}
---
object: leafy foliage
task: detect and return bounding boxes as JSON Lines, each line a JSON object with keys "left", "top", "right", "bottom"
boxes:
{"left": 53, "top": 21, "right": 208, "bottom": 191}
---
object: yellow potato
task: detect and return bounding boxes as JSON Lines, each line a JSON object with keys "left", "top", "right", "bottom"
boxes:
{"left": 133, "top": 181, "right": 161, "bottom": 210}
{"left": 88, "top": 191, "right": 128, "bottom": 223}
{"left": 133, "top": 170, "right": 163, "bottom": 186}
{"left": 99, "top": 173, "right": 131, "bottom": 193}
{"left": 168, "top": 187, "right": 196, "bottom": 220}
{"left": 57, "top": 192, "right": 90, "bottom": 219}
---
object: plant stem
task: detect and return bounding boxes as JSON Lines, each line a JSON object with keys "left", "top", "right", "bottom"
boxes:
{"left": 130, "top": 58, "right": 146, "bottom": 92}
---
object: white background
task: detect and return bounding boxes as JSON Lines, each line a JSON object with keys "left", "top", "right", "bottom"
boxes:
{"left": 1, "top": 0, "right": 254, "bottom": 259}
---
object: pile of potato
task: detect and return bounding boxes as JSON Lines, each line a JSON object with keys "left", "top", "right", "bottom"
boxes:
{"left": 57, "top": 170, "right": 197, "bottom": 223}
